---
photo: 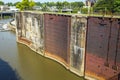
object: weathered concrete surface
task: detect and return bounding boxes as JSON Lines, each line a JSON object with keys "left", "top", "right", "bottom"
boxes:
{"left": 16, "top": 11, "right": 120, "bottom": 80}
{"left": 16, "top": 12, "right": 86, "bottom": 78}
{"left": 16, "top": 12, "right": 44, "bottom": 55}
{"left": 70, "top": 16, "right": 87, "bottom": 76}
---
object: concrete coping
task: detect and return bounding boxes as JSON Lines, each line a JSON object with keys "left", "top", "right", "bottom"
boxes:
{"left": 17, "top": 11, "right": 120, "bottom": 18}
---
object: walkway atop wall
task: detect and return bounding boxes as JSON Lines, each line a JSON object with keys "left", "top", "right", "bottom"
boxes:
{"left": 19, "top": 11, "right": 120, "bottom": 18}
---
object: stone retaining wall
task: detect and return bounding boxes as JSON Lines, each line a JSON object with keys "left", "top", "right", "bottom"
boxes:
{"left": 15, "top": 11, "right": 120, "bottom": 80}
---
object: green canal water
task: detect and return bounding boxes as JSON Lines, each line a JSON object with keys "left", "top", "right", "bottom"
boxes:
{"left": 0, "top": 19, "right": 84, "bottom": 80}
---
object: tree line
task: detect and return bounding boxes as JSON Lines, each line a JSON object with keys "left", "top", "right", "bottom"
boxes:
{"left": 93, "top": 0, "right": 120, "bottom": 14}
{"left": 0, "top": 0, "right": 120, "bottom": 14}
{"left": 0, "top": 0, "right": 85, "bottom": 12}
{"left": 35, "top": 1, "right": 84, "bottom": 12}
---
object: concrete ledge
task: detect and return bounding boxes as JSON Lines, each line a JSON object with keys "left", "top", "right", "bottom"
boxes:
{"left": 17, "top": 38, "right": 44, "bottom": 56}
{"left": 85, "top": 71, "right": 105, "bottom": 80}
{"left": 45, "top": 51, "right": 69, "bottom": 69}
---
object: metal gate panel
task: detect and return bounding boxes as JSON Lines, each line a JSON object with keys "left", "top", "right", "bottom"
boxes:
{"left": 44, "top": 14, "right": 71, "bottom": 64}
{"left": 86, "top": 17, "right": 120, "bottom": 80}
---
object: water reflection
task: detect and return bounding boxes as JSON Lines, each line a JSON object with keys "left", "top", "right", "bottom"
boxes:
{"left": 0, "top": 58, "right": 19, "bottom": 80}
{"left": 0, "top": 31, "right": 21, "bottom": 80}
{"left": 17, "top": 43, "right": 83, "bottom": 80}
{"left": 0, "top": 32, "right": 83, "bottom": 80}
{"left": 0, "top": 19, "right": 83, "bottom": 80}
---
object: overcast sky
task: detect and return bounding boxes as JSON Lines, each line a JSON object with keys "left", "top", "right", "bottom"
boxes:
{"left": 2, "top": 0, "right": 85, "bottom": 3}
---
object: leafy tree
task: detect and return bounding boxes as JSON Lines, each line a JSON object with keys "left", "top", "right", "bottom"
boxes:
{"left": 41, "top": 4, "right": 49, "bottom": 11}
{"left": 56, "top": 1, "right": 63, "bottom": 12}
{"left": 6, "top": 2, "right": 14, "bottom": 6}
{"left": 22, "top": 0, "right": 30, "bottom": 10}
{"left": 16, "top": 0, "right": 35, "bottom": 10}
{"left": 71, "top": 2, "right": 84, "bottom": 9}
{"left": 81, "top": 8, "right": 90, "bottom": 14}
{"left": 113, "top": 0, "right": 120, "bottom": 13}
{"left": 35, "top": 2, "right": 42, "bottom": 6}
{"left": 14, "top": 2, "right": 20, "bottom": 6}
{"left": 16, "top": 2, "right": 24, "bottom": 10}
{"left": 29, "top": 0, "right": 36, "bottom": 9}
{"left": 15, "top": 1, "right": 85, "bottom": 12}
{"left": 94, "top": 0, "right": 120, "bottom": 13}
{"left": 63, "top": 1, "right": 69, "bottom": 8}
{"left": 46, "top": 2, "right": 56, "bottom": 7}
{"left": 0, "top": 1, "right": 4, "bottom": 5}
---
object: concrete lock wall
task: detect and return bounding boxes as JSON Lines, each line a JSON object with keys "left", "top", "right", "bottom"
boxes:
{"left": 16, "top": 12, "right": 22, "bottom": 37}
{"left": 15, "top": 12, "right": 86, "bottom": 77}
{"left": 15, "top": 12, "right": 120, "bottom": 80}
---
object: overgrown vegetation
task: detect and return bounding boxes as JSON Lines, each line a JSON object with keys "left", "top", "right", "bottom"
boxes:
{"left": 16, "top": 0, "right": 35, "bottom": 10}
{"left": 0, "top": 0, "right": 120, "bottom": 15}
{"left": 93, "top": 0, "right": 120, "bottom": 14}
{"left": 35, "top": 1, "right": 84, "bottom": 12}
